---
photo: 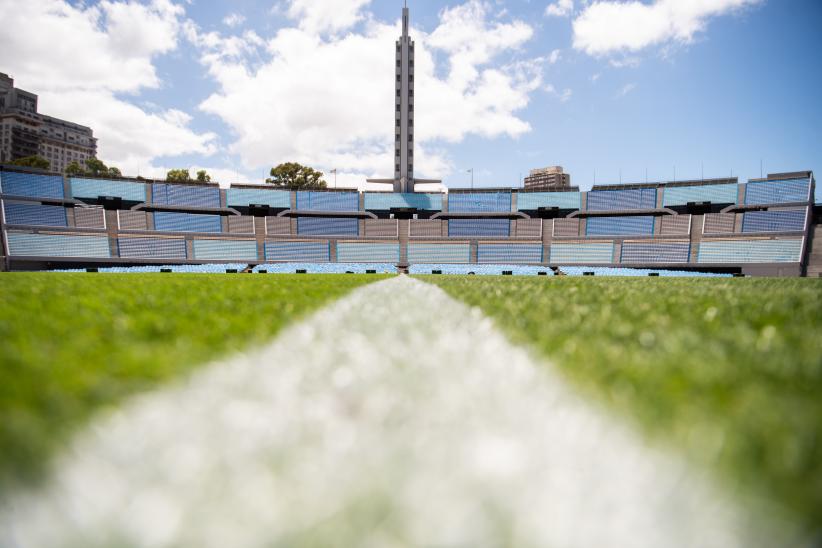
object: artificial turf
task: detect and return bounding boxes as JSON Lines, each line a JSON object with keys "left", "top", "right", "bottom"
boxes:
{"left": 425, "top": 276, "right": 822, "bottom": 531}
{"left": 0, "top": 273, "right": 388, "bottom": 492}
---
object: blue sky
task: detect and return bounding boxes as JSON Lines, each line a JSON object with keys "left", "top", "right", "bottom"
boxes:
{"left": 1, "top": 0, "right": 820, "bottom": 198}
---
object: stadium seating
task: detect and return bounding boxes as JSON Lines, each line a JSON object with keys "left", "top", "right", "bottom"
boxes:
{"left": 448, "top": 192, "right": 512, "bottom": 213}
{"left": 448, "top": 218, "right": 510, "bottom": 238}
{"left": 741, "top": 209, "right": 806, "bottom": 233}
{"left": 336, "top": 242, "right": 401, "bottom": 263}
{"left": 549, "top": 242, "right": 615, "bottom": 264}
{"left": 297, "top": 217, "right": 359, "bottom": 236}
{"left": 745, "top": 178, "right": 810, "bottom": 205}
{"left": 152, "top": 183, "right": 221, "bottom": 208}
{"left": 697, "top": 239, "right": 804, "bottom": 263}
{"left": 70, "top": 178, "right": 147, "bottom": 202}
{"left": 0, "top": 171, "right": 64, "bottom": 199}
{"left": 586, "top": 188, "right": 656, "bottom": 211}
{"left": 7, "top": 232, "right": 110, "bottom": 258}
{"left": 3, "top": 202, "right": 67, "bottom": 227}
{"left": 516, "top": 191, "right": 581, "bottom": 211}
{"left": 225, "top": 188, "right": 290, "bottom": 209}
{"left": 586, "top": 216, "right": 655, "bottom": 237}
{"left": 661, "top": 184, "right": 738, "bottom": 207}
{"left": 407, "top": 243, "right": 471, "bottom": 263}
{"left": 408, "top": 264, "right": 554, "bottom": 276}
{"left": 265, "top": 241, "right": 330, "bottom": 262}
{"left": 1, "top": 167, "right": 815, "bottom": 274}
{"left": 154, "top": 212, "right": 223, "bottom": 233}
{"left": 477, "top": 243, "right": 543, "bottom": 264}
{"left": 118, "top": 237, "right": 188, "bottom": 260}
{"left": 620, "top": 241, "right": 691, "bottom": 264}
{"left": 364, "top": 192, "right": 442, "bottom": 211}
{"left": 253, "top": 263, "right": 396, "bottom": 274}
{"left": 296, "top": 191, "right": 359, "bottom": 211}
{"left": 192, "top": 239, "right": 258, "bottom": 261}
{"left": 559, "top": 266, "right": 731, "bottom": 277}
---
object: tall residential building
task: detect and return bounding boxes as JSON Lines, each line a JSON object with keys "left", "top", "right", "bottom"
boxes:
{"left": 0, "top": 73, "right": 97, "bottom": 173}
{"left": 523, "top": 166, "right": 571, "bottom": 190}
{"left": 367, "top": 4, "right": 439, "bottom": 193}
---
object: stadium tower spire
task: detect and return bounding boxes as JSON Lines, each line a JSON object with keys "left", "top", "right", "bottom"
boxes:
{"left": 395, "top": 2, "right": 414, "bottom": 192}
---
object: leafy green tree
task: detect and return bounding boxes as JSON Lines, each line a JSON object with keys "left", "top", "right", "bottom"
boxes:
{"left": 195, "top": 170, "right": 211, "bottom": 183}
{"left": 166, "top": 169, "right": 192, "bottom": 182}
{"left": 64, "top": 161, "right": 84, "bottom": 176}
{"left": 64, "top": 158, "right": 121, "bottom": 177}
{"left": 10, "top": 155, "right": 50, "bottom": 170}
{"left": 265, "top": 162, "right": 327, "bottom": 190}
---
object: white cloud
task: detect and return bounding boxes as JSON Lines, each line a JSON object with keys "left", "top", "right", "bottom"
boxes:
{"left": 286, "top": 0, "right": 372, "bottom": 34}
{"left": 573, "top": 0, "right": 762, "bottom": 56}
{"left": 222, "top": 13, "right": 245, "bottom": 28}
{"left": 0, "top": 0, "right": 216, "bottom": 173}
{"left": 616, "top": 83, "right": 637, "bottom": 97}
{"left": 544, "top": 84, "right": 573, "bottom": 102}
{"left": 545, "top": 0, "right": 574, "bottom": 18}
{"left": 548, "top": 49, "right": 562, "bottom": 64}
{"left": 590, "top": 72, "right": 601, "bottom": 82}
{"left": 189, "top": 0, "right": 540, "bottom": 187}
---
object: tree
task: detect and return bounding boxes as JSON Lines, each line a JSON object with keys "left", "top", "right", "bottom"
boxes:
{"left": 65, "top": 161, "right": 84, "bottom": 176}
{"left": 10, "top": 155, "right": 50, "bottom": 170}
{"left": 265, "top": 162, "right": 327, "bottom": 190}
{"left": 64, "top": 158, "right": 122, "bottom": 177}
{"left": 196, "top": 170, "right": 211, "bottom": 183}
{"left": 166, "top": 169, "right": 192, "bottom": 182}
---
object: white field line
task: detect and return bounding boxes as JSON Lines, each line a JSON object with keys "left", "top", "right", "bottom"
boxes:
{"left": 0, "top": 276, "right": 798, "bottom": 548}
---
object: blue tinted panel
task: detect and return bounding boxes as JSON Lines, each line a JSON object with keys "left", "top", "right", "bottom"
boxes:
{"left": 337, "top": 243, "right": 400, "bottom": 263}
{"left": 448, "top": 218, "right": 509, "bottom": 237}
{"left": 3, "top": 203, "right": 67, "bottom": 227}
{"left": 742, "top": 210, "right": 806, "bottom": 233}
{"left": 152, "top": 183, "right": 221, "bottom": 208}
{"left": 296, "top": 191, "right": 359, "bottom": 212}
{"left": 193, "top": 239, "right": 258, "bottom": 261}
{"left": 745, "top": 179, "right": 810, "bottom": 205}
{"left": 70, "top": 178, "right": 146, "bottom": 202}
{"left": 516, "top": 192, "right": 581, "bottom": 211}
{"left": 549, "top": 243, "right": 614, "bottom": 264}
{"left": 477, "top": 244, "right": 543, "bottom": 264}
{"left": 662, "top": 184, "right": 738, "bottom": 207}
{"left": 0, "top": 171, "right": 64, "bottom": 199}
{"left": 226, "top": 188, "right": 290, "bottom": 208}
{"left": 407, "top": 243, "right": 471, "bottom": 263}
{"left": 697, "top": 239, "right": 803, "bottom": 263}
{"left": 154, "top": 212, "right": 222, "bottom": 233}
{"left": 7, "top": 232, "right": 109, "bottom": 258}
{"left": 586, "top": 188, "right": 657, "bottom": 211}
{"left": 118, "top": 237, "right": 187, "bottom": 259}
{"left": 297, "top": 217, "right": 359, "bottom": 236}
{"left": 364, "top": 192, "right": 443, "bottom": 211}
{"left": 448, "top": 192, "right": 512, "bottom": 213}
{"left": 621, "top": 242, "right": 691, "bottom": 263}
{"left": 265, "top": 241, "right": 330, "bottom": 262}
{"left": 586, "top": 216, "right": 655, "bottom": 236}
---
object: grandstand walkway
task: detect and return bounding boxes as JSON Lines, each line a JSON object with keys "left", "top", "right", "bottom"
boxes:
{"left": 0, "top": 277, "right": 795, "bottom": 548}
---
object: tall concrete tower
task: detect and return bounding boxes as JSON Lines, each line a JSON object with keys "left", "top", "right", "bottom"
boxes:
{"left": 394, "top": 4, "right": 414, "bottom": 192}
{"left": 367, "top": 4, "right": 439, "bottom": 193}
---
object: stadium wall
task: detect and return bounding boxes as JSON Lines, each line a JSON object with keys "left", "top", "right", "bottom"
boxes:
{"left": 0, "top": 166, "right": 816, "bottom": 276}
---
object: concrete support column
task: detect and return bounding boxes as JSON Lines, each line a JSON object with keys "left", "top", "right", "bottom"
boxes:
{"left": 689, "top": 214, "right": 704, "bottom": 263}
{"left": 254, "top": 217, "right": 266, "bottom": 263}
{"left": 105, "top": 209, "right": 119, "bottom": 258}
{"left": 329, "top": 239, "right": 338, "bottom": 262}
{"left": 469, "top": 240, "right": 478, "bottom": 264}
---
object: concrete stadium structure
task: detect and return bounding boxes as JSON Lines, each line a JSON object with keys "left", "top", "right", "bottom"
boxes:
{"left": 0, "top": 165, "right": 818, "bottom": 277}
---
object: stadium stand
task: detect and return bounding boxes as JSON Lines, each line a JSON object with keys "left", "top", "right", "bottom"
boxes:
{"left": 586, "top": 216, "right": 655, "bottom": 237}
{"left": 559, "top": 266, "right": 731, "bottom": 278}
{"left": 586, "top": 188, "right": 656, "bottom": 211}
{"left": 408, "top": 264, "right": 555, "bottom": 276}
{"left": 70, "top": 178, "right": 147, "bottom": 203}
{"left": 0, "top": 166, "right": 816, "bottom": 276}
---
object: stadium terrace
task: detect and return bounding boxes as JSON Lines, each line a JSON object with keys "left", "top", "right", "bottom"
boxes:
{"left": 0, "top": 165, "right": 818, "bottom": 277}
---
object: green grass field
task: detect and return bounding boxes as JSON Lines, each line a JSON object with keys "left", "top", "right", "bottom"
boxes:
{"left": 426, "top": 276, "right": 822, "bottom": 530}
{"left": 0, "top": 273, "right": 387, "bottom": 492}
{"left": 1, "top": 273, "right": 821, "bottom": 534}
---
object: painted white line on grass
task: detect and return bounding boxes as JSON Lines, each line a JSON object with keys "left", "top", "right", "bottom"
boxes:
{"left": 0, "top": 276, "right": 796, "bottom": 547}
